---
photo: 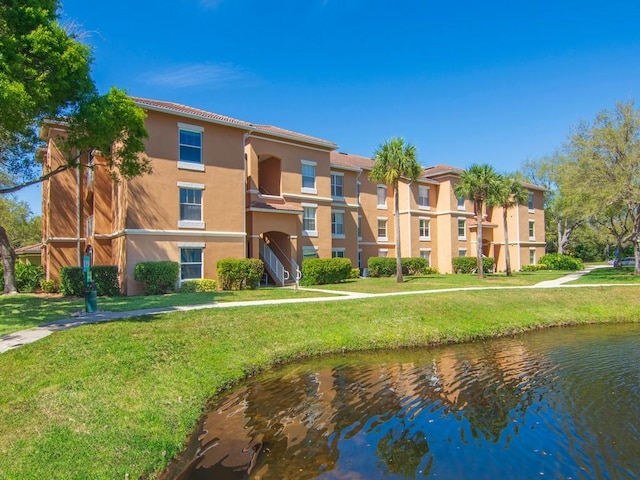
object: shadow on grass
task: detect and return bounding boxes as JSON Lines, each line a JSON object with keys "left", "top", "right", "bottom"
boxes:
{"left": 578, "top": 267, "right": 640, "bottom": 283}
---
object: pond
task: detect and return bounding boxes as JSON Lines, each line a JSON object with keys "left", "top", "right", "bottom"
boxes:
{"left": 162, "top": 323, "right": 640, "bottom": 479}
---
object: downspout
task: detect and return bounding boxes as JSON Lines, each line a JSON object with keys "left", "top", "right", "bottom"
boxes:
{"left": 407, "top": 179, "right": 413, "bottom": 257}
{"left": 356, "top": 168, "right": 362, "bottom": 260}
{"left": 242, "top": 129, "right": 255, "bottom": 258}
{"left": 516, "top": 200, "right": 522, "bottom": 270}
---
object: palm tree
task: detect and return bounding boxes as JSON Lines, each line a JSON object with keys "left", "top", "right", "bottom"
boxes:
{"left": 454, "top": 164, "right": 501, "bottom": 279}
{"left": 370, "top": 137, "right": 422, "bottom": 283}
{"left": 490, "top": 175, "right": 528, "bottom": 276}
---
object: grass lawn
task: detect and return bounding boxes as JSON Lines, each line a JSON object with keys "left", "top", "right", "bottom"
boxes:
{"left": 312, "top": 270, "right": 568, "bottom": 294}
{"left": 0, "top": 285, "right": 639, "bottom": 479}
{"left": 0, "top": 287, "right": 334, "bottom": 336}
{"left": 570, "top": 266, "right": 640, "bottom": 284}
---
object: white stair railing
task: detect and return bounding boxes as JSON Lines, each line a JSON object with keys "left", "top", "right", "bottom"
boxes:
{"left": 260, "top": 238, "right": 288, "bottom": 286}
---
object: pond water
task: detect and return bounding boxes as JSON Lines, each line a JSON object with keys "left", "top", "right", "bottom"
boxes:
{"left": 162, "top": 324, "right": 640, "bottom": 479}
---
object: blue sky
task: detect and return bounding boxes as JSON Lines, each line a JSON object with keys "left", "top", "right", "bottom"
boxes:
{"left": 18, "top": 0, "right": 640, "bottom": 214}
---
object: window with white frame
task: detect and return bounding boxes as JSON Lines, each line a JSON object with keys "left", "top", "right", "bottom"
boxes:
{"left": 332, "top": 248, "right": 345, "bottom": 258}
{"left": 458, "top": 218, "right": 466, "bottom": 239}
{"left": 179, "top": 125, "right": 203, "bottom": 164}
{"left": 302, "top": 245, "right": 319, "bottom": 259}
{"left": 331, "top": 172, "right": 344, "bottom": 198}
{"left": 301, "top": 160, "right": 316, "bottom": 194}
{"left": 180, "top": 247, "right": 203, "bottom": 281}
{"left": 418, "top": 185, "right": 430, "bottom": 208}
{"left": 378, "top": 248, "right": 388, "bottom": 258}
{"left": 419, "top": 248, "right": 431, "bottom": 266}
{"left": 302, "top": 205, "right": 317, "bottom": 236}
{"left": 179, "top": 185, "right": 204, "bottom": 228}
{"left": 528, "top": 192, "right": 535, "bottom": 211}
{"left": 458, "top": 248, "right": 467, "bottom": 257}
{"left": 377, "top": 185, "right": 387, "bottom": 208}
{"left": 529, "top": 220, "right": 535, "bottom": 239}
{"left": 457, "top": 196, "right": 465, "bottom": 210}
{"left": 332, "top": 211, "right": 345, "bottom": 238}
{"left": 377, "top": 218, "right": 388, "bottom": 241}
{"left": 529, "top": 248, "right": 536, "bottom": 265}
{"left": 419, "top": 218, "right": 430, "bottom": 240}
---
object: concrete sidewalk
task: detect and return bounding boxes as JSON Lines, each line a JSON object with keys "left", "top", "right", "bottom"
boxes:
{"left": 0, "top": 265, "right": 618, "bottom": 354}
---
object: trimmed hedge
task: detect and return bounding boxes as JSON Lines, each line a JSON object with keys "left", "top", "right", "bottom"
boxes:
{"left": 134, "top": 261, "right": 179, "bottom": 295}
{"left": 539, "top": 253, "right": 583, "bottom": 271}
{"left": 368, "top": 257, "right": 438, "bottom": 277}
{"left": 217, "top": 258, "right": 264, "bottom": 290}
{"left": 300, "top": 258, "right": 352, "bottom": 286}
{"left": 452, "top": 256, "right": 495, "bottom": 274}
{"left": 15, "top": 263, "right": 44, "bottom": 293}
{"left": 39, "top": 279, "right": 60, "bottom": 293}
{"left": 180, "top": 279, "right": 217, "bottom": 293}
{"left": 60, "top": 267, "right": 85, "bottom": 296}
{"left": 521, "top": 264, "right": 549, "bottom": 272}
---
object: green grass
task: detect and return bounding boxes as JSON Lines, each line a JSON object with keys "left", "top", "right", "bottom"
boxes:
{"left": 570, "top": 266, "right": 640, "bottom": 284}
{"left": 313, "top": 270, "right": 567, "bottom": 294}
{"left": 0, "top": 287, "right": 333, "bottom": 336}
{"left": 0, "top": 286, "right": 639, "bottom": 479}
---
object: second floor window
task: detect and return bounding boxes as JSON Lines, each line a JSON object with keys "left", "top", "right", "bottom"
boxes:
{"left": 529, "top": 220, "right": 535, "bottom": 239}
{"left": 180, "top": 188, "right": 202, "bottom": 221}
{"left": 458, "top": 218, "right": 466, "bottom": 239}
{"left": 419, "top": 218, "right": 430, "bottom": 239}
{"left": 332, "top": 211, "right": 344, "bottom": 237}
{"left": 331, "top": 173, "right": 343, "bottom": 198}
{"left": 377, "top": 218, "right": 388, "bottom": 240}
{"left": 303, "top": 206, "right": 316, "bottom": 233}
{"left": 418, "top": 185, "right": 430, "bottom": 208}
{"left": 179, "top": 129, "right": 202, "bottom": 164}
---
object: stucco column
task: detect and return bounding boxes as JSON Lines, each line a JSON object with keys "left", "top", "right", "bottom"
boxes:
{"left": 249, "top": 235, "right": 260, "bottom": 260}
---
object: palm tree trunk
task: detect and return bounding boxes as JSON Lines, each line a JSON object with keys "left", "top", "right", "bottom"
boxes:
{"left": 476, "top": 200, "right": 484, "bottom": 279}
{"left": 0, "top": 225, "right": 18, "bottom": 294}
{"left": 503, "top": 208, "right": 512, "bottom": 276}
{"left": 394, "top": 183, "right": 403, "bottom": 283}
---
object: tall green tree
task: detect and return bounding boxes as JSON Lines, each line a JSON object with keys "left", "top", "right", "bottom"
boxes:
{"left": 0, "top": 1, "right": 151, "bottom": 293}
{"left": 454, "top": 164, "right": 501, "bottom": 279}
{"left": 489, "top": 175, "right": 527, "bottom": 276}
{"left": 370, "top": 137, "right": 421, "bottom": 283}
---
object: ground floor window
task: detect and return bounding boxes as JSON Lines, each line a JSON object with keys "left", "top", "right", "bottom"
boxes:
{"left": 458, "top": 248, "right": 467, "bottom": 257}
{"left": 332, "top": 248, "right": 345, "bottom": 258}
{"left": 180, "top": 247, "right": 203, "bottom": 280}
{"left": 378, "top": 248, "right": 388, "bottom": 258}
{"left": 529, "top": 248, "right": 536, "bottom": 265}
{"left": 419, "top": 248, "right": 431, "bottom": 267}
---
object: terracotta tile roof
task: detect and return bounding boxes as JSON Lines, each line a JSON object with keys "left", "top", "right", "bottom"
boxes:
{"left": 422, "top": 164, "right": 465, "bottom": 177}
{"left": 249, "top": 200, "right": 303, "bottom": 213}
{"left": 132, "top": 97, "right": 338, "bottom": 149}
{"left": 330, "top": 151, "right": 374, "bottom": 170}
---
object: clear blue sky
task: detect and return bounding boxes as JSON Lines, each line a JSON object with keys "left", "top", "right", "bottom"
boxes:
{"left": 19, "top": 0, "right": 640, "bottom": 214}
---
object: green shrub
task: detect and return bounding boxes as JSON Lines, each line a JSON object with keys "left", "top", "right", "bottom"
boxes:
{"left": 539, "top": 253, "right": 583, "bottom": 271}
{"left": 300, "top": 258, "right": 352, "bottom": 286}
{"left": 60, "top": 267, "right": 84, "bottom": 296}
{"left": 422, "top": 266, "right": 440, "bottom": 275}
{"left": 368, "top": 257, "right": 397, "bottom": 277}
{"left": 521, "top": 264, "right": 548, "bottom": 272}
{"left": 15, "top": 262, "right": 44, "bottom": 293}
{"left": 134, "top": 261, "right": 179, "bottom": 295}
{"left": 452, "top": 257, "right": 495, "bottom": 274}
{"left": 180, "top": 278, "right": 217, "bottom": 293}
{"left": 92, "top": 266, "right": 120, "bottom": 296}
{"left": 217, "top": 258, "right": 264, "bottom": 290}
{"left": 402, "top": 257, "right": 429, "bottom": 275}
{"left": 349, "top": 267, "right": 360, "bottom": 279}
{"left": 39, "top": 279, "right": 60, "bottom": 293}
{"left": 0, "top": 264, "right": 3, "bottom": 291}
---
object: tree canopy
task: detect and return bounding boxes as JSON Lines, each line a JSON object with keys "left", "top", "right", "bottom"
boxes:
{"left": 370, "top": 137, "right": 421, "bottom": 283}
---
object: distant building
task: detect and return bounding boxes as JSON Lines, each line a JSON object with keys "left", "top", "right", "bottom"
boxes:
{"left": 39, "top": 98, "right": 546, "bottom": 295}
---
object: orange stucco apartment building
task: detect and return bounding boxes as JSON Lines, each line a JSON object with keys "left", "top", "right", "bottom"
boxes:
{"left": 40, "top": 98, "right": 546, "bottom": 295}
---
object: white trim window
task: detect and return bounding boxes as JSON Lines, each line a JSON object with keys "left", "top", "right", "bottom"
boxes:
{"left": 458, "top": 248, "right": 467, "bottom": 257}
{"left": 419, "top": 218, "right": 430, "bottom": 240}
{"left": 331, "top": 172, "right": 344, "bottom": 199}
{"left": 180, "top": 247, "right": 203, "bottom": 281}
{"left": 528, "top": 192, "right": 535, "bottom": 212}
{"left": 178, "top": 123, "right": 204, "bottom": 171}
{"left": 419, "top": 248, "right": 431, "bottom": 266}
{"left": 332, "top": 210, "right": 345, "bottom": 238}
{"left": 179, "top": 185, "right": 205, "bottom": 229}
{"left": 529, "top": 248, "right": 536, "bottom": 265}
{"left": 457, "top": 196, "right": 466, "bottom": 210}
{"left": 302, "top": 245, "right": 319, "bottom": 259}
{"left": 457, "top": 218, "right": 466, "bottom": 240}
{"left": 378, "top": 248, "right": 389, "bottom": 258}
{"left": 332, "top": 248, "right": 345, "bottom": 258}
{"left": 377, "top": 218, "right": 388, "bottom": 241}
{"left": 418, "top": 185, "right": 430, "bottom": 209}
{"left": 377, "top": 184, "right": 387, "bottom": 209}
{"left": 301, "top": 160, "right": 317, "bottom": 194}
{"left": 529, "top": 220, "right": 535, "bottom": 240}
{"left": 302, "top": 204, "right": 317, "bottom": 236}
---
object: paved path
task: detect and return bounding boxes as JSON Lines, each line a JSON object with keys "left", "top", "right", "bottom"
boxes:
{"left": 0, "top": 265, "right": 624, "bottom": 354}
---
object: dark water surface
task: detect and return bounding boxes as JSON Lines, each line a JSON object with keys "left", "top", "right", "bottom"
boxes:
{"left": 163, "top": 323, "right": 640, "bottom": 479}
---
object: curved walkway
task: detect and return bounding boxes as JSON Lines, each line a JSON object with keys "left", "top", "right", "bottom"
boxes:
{"left": 0, "top": 265, "right": 624, "bottom": 354}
